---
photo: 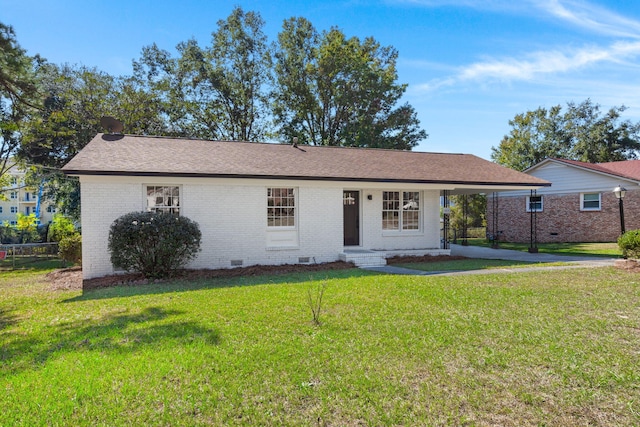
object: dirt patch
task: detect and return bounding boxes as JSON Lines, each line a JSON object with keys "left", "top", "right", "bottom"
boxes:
{"left": 46, "top": 267, "right": 83, "bottom": 291}
{"left": 614, "top": 259, "right": 640, "bottom": 273}
{"left": 46, "top": 261, "right": 357, "bottom": 291}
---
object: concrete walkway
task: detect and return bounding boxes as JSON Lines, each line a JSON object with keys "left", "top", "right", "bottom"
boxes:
{"left": 363, "top": 244, "right": 618, "bottom": 276}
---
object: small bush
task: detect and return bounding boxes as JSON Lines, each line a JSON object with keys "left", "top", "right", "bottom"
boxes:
{"left": 108, "top": 211, "right": 202, "bottom": 279}
{"left": 47, "top": 214, "right": 77, "bottom": 242}
{"left": 0, "top": 223, "right": 18, "bottom": 244}
{"left": 618, "top": 230, "right": 640, "bottom": 259}
{"left": 59, "top": 234, "right": 82, "bottom": 265}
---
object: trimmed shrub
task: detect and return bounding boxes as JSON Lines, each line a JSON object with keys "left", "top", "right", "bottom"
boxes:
{"left": 618, "top": 229, "right": 640, "bottom": 259}
{"left": 108, "top": 211, "right": 202, "bottom": 279}
{"left": 59, "top": 234, "right": 82, "bottom": 265}
{"left": 47, "top": 214, "right": 77, "bottom": 242}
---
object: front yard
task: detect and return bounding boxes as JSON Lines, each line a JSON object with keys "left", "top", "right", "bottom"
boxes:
{"left": 1, "top": 265, "right": 639, "bottom": 426}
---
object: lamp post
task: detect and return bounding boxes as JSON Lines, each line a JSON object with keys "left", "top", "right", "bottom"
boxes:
{"left": 613, "top": 185, "right": 627, "bottom": 235}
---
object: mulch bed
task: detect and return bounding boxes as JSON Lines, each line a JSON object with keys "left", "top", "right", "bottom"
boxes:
{"left": 47, "top": 261, "right": 356, "bottom": 291}
{"left": 614, "top": 259, "right": 640, "bottom": 273}
{"left": 45, "top": 255, "right": 639, "bottom": 291}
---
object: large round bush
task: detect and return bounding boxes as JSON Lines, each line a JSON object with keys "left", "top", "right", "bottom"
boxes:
{"left": 108, "top": 211, "right": 202, "bottom": 279}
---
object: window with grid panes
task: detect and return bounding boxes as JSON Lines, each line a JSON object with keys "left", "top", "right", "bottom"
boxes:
{"left": 146, "top": 186, "right": 180, "bottom": 214}
{"left": 267, "top": 188, "right": 296, "bottom": 227}
{"left": 382, "top": 191, "right": 421, "bottom": 231}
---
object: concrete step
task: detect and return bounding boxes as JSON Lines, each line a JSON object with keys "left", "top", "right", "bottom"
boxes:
{"left": 339, "top": 250, "right": 387, "bottom": 267}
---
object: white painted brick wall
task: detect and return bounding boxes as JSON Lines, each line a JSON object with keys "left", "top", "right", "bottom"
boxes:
{"left": 361, "top": 189, "right": 441, "bottom": 250}
{"left": 79, "top": 176, "right": 442, "bottom": 279}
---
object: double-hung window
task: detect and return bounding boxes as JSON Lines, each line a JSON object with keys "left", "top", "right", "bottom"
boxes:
{"left": 382, "top": 191, "right": 421, "bottom": 231}
{"left": 581, "top": 193, "right": 601, "bottom": 211}
{"left": 146, "top": 186, "right": 180, "bottom": 214}
{"left": 267, "top": 188, "right": 296, "bottom": 227}
{"left": 526, "top": 195, "right": 543, "bottom": 212}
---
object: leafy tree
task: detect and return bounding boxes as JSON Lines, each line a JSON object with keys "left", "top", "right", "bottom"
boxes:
{"left": 449, "top": 194, "right": 486, "bottom": 231}
{"left": 0, "top": 22, "right": 40, "bottom": 194}
{"left": 273, "top": 18, "right": 427, "bottom": 148}
{"left": 47, "top": 213, "right": 77, "bottom": 242}
{"left": 134, "top": 6, "right": 273, "bottom": 141}
{"left": 492, "top": 99, "right": 640, "bottom": 171}
{"left": 16, "top": 212, "right": 39, "bottom": 243}
{"left": 17, "top": 63, "right": 166, "bottom": 220}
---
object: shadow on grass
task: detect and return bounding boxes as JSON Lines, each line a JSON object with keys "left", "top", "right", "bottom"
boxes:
{"left": 0, "top": 306, "right": 220, "bottom": 377}
{"left": 63, "top": 268, "right": 380, "bottom": 303}
{"left": 0, "top": 308, "right": 18, "bottom": 331}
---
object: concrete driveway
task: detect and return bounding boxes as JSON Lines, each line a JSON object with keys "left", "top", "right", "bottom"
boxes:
{"left": 363, "top": 244, "right": 618, "bottom": 276}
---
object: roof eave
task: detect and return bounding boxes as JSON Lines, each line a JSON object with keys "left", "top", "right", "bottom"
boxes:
{"left": 61, "top": 169, "right": 550, "bottom": 187}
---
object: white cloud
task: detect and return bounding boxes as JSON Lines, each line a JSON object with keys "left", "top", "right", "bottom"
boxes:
{"left": 414, "top": 40, "right": 640, "bottom": 91}
{"left": 533, "top": 0, "right": 640, "bottom": 38}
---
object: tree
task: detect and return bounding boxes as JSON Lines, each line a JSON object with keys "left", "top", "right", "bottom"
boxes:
{"left": 17, "top": 63, "right": 166, "bottom": 220}
{"left": 15, "top": 212, "right": 39, "bottom": 243}
{"left": 449, "top": 194, "right": 486, "bottom": 232}
{"left": 273, "top": 18, "right": 427, "bottom": 148}
{"left": 134, "top": 6, "right": 273, "bottom": 141}
{"left": 0, "top": 22, "right": 39, "bottom": 194}
{"left": 492, "top": 99, "right": 640, "bottom": 171}
{"left": 47, "top": 213, "right": 77, "bottom": 242}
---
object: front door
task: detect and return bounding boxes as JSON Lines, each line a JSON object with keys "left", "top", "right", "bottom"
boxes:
{"left": 343, "top": 191, "right": 360, "bottom": 246}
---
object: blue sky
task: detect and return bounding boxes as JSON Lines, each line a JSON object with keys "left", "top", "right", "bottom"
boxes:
{"left": 2, "top": 0, "right": 640, "bottom": 160}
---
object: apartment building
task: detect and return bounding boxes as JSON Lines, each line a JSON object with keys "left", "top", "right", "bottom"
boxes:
{"left": 0, "top": 166, "right": 56, "bottom": 226}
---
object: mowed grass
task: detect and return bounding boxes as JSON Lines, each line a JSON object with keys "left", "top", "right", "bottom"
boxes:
{"left": 390, "top": 258, "right": 568, "bottom": 272}
{"left": 466, "top": 239, "right": 622, "bottom": 257}
{"left": 1, "top": 266, "right": 640, "bottom": 426}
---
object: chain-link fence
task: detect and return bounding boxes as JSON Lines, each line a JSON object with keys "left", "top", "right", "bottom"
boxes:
{"left": 0, "top": 243, "right": 63, "bottom": 270}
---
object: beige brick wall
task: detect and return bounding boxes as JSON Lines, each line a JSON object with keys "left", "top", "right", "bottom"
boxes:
{"left": 487, "top": 190, "right": 640, "bottom": 243}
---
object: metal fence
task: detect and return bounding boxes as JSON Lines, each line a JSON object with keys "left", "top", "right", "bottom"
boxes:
{"left": 0, "top": 242, "right": 62, "bottom": 270}
{"left": 450, "top": 227, "right": 487, "bottom": 243}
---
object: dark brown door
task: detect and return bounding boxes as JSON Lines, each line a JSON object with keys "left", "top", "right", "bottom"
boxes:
{"left": 343, "top": 191, "right": 360, "bottom": 246}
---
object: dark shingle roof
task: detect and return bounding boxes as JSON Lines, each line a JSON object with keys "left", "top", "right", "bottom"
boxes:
{"left": 62, "top": 134, "right": 550, "bottom": 187}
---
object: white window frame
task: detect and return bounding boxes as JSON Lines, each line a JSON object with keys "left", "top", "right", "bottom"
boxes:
{"left": 10, "top": 206, "right": 18, "bottom": 214}
{"left": 526, "top": 195, "right": 543, "bottom": 212}
{"left": 10, "top": 191, "right": 17, "bottom": 200}
{"left": 267, "top": 188, "right": 297, "bottom": 228}
{"left": 382, "top": 191, "right": 422, "bottom": 232}
{"left": 580, "top": 192, "right": 601, "bottom": 211}
{"left": 145, "top": 185, "right": 181, "bottom": 214}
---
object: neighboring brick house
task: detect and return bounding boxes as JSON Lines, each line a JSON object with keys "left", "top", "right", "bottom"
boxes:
{"left": 62, "top": 133, "right": 548, "bottom": 282}
{"left": 487, "top": 158, "right": 640, "bottom": 243}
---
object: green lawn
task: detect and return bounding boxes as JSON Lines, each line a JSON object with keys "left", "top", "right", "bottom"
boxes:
{"left": 1, "top": 266, "right": 639, "bottom": 426}
{"left": 390, "top": 258, "right": 568, "bottom": 272}
{"left": 465, "top": 239, "right": 623, "bottom": 257}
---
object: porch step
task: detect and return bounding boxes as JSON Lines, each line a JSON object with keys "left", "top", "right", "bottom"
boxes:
{"left": 339, "top": 250, "right": 387, "bottom": 267}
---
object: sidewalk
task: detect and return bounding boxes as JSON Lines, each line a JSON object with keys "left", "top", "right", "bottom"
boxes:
{"left": 363, "top": 244, "right": 617, "bottom": 276}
